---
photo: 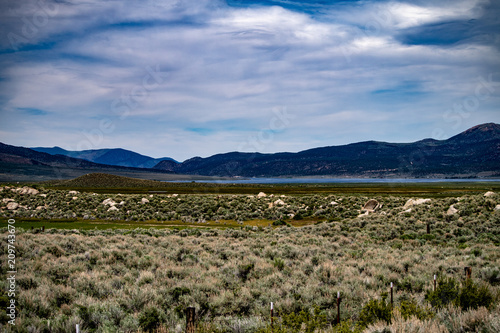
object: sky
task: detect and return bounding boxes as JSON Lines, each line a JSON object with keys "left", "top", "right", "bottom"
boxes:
{"left": 0, "top": 0, "right": 499, "bottom": 161}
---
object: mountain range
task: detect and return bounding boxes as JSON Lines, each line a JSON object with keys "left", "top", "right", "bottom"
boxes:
{"left": 1, "top": 123, "right": 499, "bottom": 180}
{"left": 31, "top": 147, "right": 177, "bottom": 169}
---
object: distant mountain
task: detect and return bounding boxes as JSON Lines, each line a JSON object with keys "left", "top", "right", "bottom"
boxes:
{"left": 32, "top": 147, "right": 177, "bottom": 169}
{"left": 0, "top": 143, "right": 175, "bottom": 182}
{"left": 153, "top": 123, "right": 500, "bottom": 178}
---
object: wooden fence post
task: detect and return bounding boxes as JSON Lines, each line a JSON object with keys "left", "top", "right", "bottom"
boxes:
{"left": 464, "top": 267, "right": 472, "bottom": 279}
{"left": 337, "top": 292, "right": 341, "bottom": 324}
{"left": 41, "top": 226, "right": 45, "bottom": 232}
{"left": 270, "top": 302, "right": 274, "bottom": 332}
{"left": 76, "top": 324, "right": 80, "bottom": 333}
{"left": 186, "top": 307, "right": 195, "bottom": 333}
{"left": 433, "top": 274, "right": 437, "bottom": 291}
{"left": 390, "top": 282, "right": 393, "bottom": 307}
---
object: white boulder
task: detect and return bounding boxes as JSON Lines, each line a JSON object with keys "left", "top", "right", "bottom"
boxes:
{"left": 257, "top": 192, "right": 267, "bottom": 198}
{"left": 102, "top": 198, "right": 117, "bottom": 206}
{"left": 484, "top": 191, "right": 496, "bottom": 197}
{"left": 447, "top": 205, "right": 458, "bottom": 216}
{"left": 274, "top": 199, "right": 285, "bottom": 206}
{"left": 107, "top": 206, "right": 119, "bottom": 212}
{"left": 7, "top": 202, "right": 19, "bottom": 210}
{"left": 141, "top": 198, "right": 149, "bottom": 204}
{"left": 404, "top": 198, "right": 431, "bottom": 209}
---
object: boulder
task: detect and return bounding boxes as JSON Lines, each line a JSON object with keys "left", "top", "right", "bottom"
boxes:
{"left": 257, "top": 192, "right": 267, "bottom": 198}
{"left": 363, "top": 199, "right": 381, "bottom": 212}
{"left": 107, "top": 206, "right": 119, "bottom": 212}
{"left": 68, "top": 191, "right": 80, "bottom": 195}
{"left": 141, "top": 198, "right": 149, "bottom": 204}
{"left": 494, "top": 205, "right": 500, "bottom": 211}
{"left": 7, "top": 202, "right": 19, "bottom": 210}
{"left": 2, "top": 198, "right": 14, "bottom": 204}
{"left": 403, "top": 198, "right": 431, "bottom": 209}
{"left": 274, "top": 199, "right": 285, "bottom": 206}
{"left": 330, "top": 201, "right": 338, "bottom": 206}
{"left": 102, "top": 198, "right": 117, "bottom": 206}
{"left": 447, "top": 205, "right": 458, "bottom": 216}
{"left": 484, "top": 191, "right": 496, "bottom": 197}
{"left": 13, "top": 186, "right": 39, "bottom": 195}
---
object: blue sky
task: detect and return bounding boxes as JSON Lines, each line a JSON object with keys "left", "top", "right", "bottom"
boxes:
{"left": 0, "top": 0, "right": 499, "bottom": 161}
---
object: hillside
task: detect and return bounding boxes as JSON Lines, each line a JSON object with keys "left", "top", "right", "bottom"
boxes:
{"left": 154, "top": 123, "right": 500, "bottom": 178}
{"left": 32, "top": 147, "right": 177, "bottom": 169}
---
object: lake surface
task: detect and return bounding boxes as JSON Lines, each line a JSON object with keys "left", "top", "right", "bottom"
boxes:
{"left": 168, "top": 178, "right": 500, "bottom": 184}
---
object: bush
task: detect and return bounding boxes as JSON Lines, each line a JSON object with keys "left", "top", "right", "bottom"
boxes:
{"left": 456, "top": 279, "right": 495, "bottom": 310}
{"left": 426, "top": 276, "right": 495, "bottom": 311}
{"left": 139, "top": 307, "right": 161, "bottom": 332}
{"left": 358, "top": 296, "right": 392, "bottom": 328}
{"left": 274, "top": 258, "right": 285, "bottom": 271}
{"left": 425, "top": 276, "right": 459, "bottom": 308}
{"left": 398, "top": 298, "right": 434, "bottom": 320}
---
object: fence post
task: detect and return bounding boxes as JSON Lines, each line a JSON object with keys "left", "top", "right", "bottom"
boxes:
{"left": 464, "top": 267, "right": 471, "bottom": 279}
{"left": 41, "top": 226, "right": 45, "bottom": 232}
{"left": 76, "top": 324, "right": 80, "bottom": 333}
{"left": 390, "top": 282, "right": 393, "bottom": 307}
{"left": 270, "top": 302, "right": 274, "bottom": 332}
{"left": 433, "top": 274, "right": 437, "bottom": 291}
{"left": 186, "top": 307, "right": 195, "bottom": 333}
{"left": 426, "top": 222, "right": 430, "bottom": 234}
{"left": 337, "top": 292, "right": 341, "bottom": 324}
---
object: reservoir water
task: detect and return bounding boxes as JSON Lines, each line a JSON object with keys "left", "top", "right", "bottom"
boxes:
{"left": 168, "top": 178, "right": 500, "bottom": 184}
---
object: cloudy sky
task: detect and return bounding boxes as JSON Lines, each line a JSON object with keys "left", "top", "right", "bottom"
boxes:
{"left": 0, "top": 0, "right": 499, "bottom": 161}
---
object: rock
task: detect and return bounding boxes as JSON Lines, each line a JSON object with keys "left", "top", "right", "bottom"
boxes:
{"left": 149, "top": 195, "right": 154, "bottom": 198}
{"left": 268, "top": 203, "right": 274, "bottom": 209}
{"left": 330, "top": 201, "right": 338, "bottom": 205}
{"left": 358, "top": 211, "right": 370, "bottom": 218}
{"left": 119, "top": 201, "right": 125, "bottom": 205}
{"left": 274, "top": 199, "right": 285, "bottom": 205}
{"left": 2, "top": 198, "right": 14, "bottom": 203}
{"left": 107, "top": 206, "right": 119, "bottom": 212}
{"left": 288, "top": 213, "right": 295, "bottom": 219}
{"left": 102, "top": 198, "right": 117, "bottom": 206}
{"left": 39, "top": 194, "right": 47, "bottom": 197}
{"left": 494, "top": 205, "right": 500, "bottom": 211}
{"left": 363, "top": 199, "right": 381, "bottom": 212}
{"left": 403, "top": 198, "right": 431, "bottom": 209}
{"left": 14, "top": 186, "right": 39, "bottom": 195}
{"left": 141, "top": 198, "right": 149, "bottom": 204}
{"left": 72, "top": 197, "right": 78, "bottom": 200}
{"left": 7, "top": 202, "right": 19, "bottom": 210}
{"left": 36, "top": 206, "right": 46, "bottom": 210}
{"left": 484, "top": 191, "right": 496, "bottom": 197}
{"left": 68, "top": 191, "right": 80, "bottom": 195}
{"left": 257, "top": 192, "right": 267, "bottom": 198}
{"left": 447, "top": 205, "right": 458, "bottom": 216}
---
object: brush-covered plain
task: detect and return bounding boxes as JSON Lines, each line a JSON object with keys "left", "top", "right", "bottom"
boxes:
{"left": 1, "top": 184, "right": 500, "bottom": 332}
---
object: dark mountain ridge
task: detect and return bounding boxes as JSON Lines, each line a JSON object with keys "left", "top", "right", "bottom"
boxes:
{"left": 154, "top": 123, "right": 500, "bottom": 178}
{"left": 31, "top": 147, "right": 178, "bottom": 169}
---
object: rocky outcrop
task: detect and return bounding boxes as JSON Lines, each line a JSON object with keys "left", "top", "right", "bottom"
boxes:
{"left": 403, "top": 198, "right": 431, "bottom": 209}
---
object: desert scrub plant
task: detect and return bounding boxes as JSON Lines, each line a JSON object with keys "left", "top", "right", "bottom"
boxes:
{"left": 426, "top": 276, "right": 496, "bottom": 311}
{"left": 357, "top": 295, "right": 393, "bottom": 328}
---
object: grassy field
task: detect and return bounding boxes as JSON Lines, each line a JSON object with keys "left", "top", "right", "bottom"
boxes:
{"left": 1, "top": 177, "right": 499, "bottom": 332}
